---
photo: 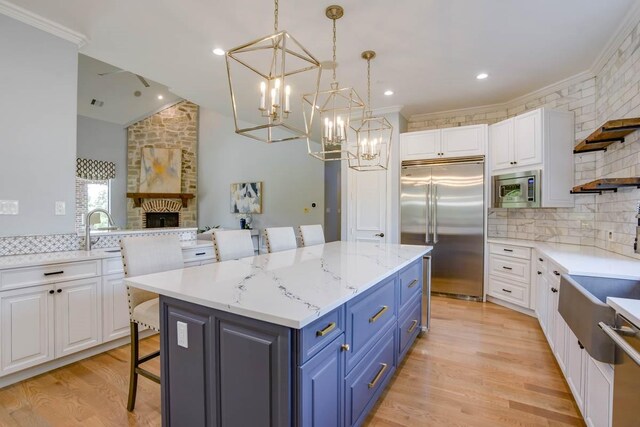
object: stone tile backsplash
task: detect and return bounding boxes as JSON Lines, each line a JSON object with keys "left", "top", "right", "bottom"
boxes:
{"left": 409, "top": 17, "right": 640, "bottom": 260}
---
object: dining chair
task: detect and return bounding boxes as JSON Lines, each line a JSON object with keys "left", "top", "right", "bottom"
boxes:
{"left": 212, "top": 229, "right": 255, "bottom": 261}
{"left": 120, "top": 235, "right": 184, "bottom": 411}
{"left": 299, "top": 224, "right": 325, "bottom": 246}
{"left": 265, "top": 227, "right": 298, "bottom": 253}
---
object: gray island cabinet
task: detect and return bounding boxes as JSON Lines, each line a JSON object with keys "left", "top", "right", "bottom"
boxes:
{"left": 125, "top": 241, "right": 430, "bottom": 427}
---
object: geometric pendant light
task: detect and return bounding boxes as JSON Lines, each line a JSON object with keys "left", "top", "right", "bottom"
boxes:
{"left": 225, "top": 0, "right": 322, "bottom": 143}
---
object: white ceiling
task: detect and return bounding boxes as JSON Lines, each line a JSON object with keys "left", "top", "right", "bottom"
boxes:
{"left": 8, "top": 0, "right": 639, "bottom": 118}
{"left": 78, "top": 54, "right": 181, "bottom": 125}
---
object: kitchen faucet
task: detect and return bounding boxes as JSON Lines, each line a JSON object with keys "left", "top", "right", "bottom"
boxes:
{"left": 85, "top": 208, "right": 116, "bottom": 251}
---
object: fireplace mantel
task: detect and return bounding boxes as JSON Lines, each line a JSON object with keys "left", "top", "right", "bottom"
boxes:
{"left": 127, "top": 193, "right": 195, "bottom": 208}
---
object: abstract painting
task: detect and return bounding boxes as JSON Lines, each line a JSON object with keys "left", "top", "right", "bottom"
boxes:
{"left": 139, "top": 148, "right": 182, "bottom": 193}
{"left": 231, "top": 182, "right": 262, "bottom": 214}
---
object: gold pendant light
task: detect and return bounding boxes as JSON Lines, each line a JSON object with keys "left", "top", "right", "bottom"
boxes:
{"left": 349, "top": 50, "right": 393, "bottom": 171}
{"left": 303, "top": 5, "right": 365, "bottom": 161}
{"left": 225, "top": 0, "right": 322, "bottom": 143}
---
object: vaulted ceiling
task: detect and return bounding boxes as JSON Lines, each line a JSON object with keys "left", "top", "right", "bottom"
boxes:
{"left": 8, "top": 0, "right": 639, "bottom": 118}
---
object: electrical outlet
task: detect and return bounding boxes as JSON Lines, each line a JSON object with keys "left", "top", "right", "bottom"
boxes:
{"left": 177, "top": 321, "right": 188, "bottom": 348}
{"left": 0, "top": 200, "right": 18, "bottom": 215}
{"left": 55, "top": 201, "right": 66, "bottom": 215}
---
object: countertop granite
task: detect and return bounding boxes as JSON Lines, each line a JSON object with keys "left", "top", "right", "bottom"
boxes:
{"left": 125, "top": 241, "right": 431, "bottom": 329}
{"left": 0, "top": 240, "right": 214, "bottom": 269}
{"left": 488, "top": 237, "right": 640, "bottom": 327}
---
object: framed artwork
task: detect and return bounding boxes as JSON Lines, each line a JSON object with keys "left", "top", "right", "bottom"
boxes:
{"left": 139, "top": 147, "right": 182, "bottom": 193}
{"left": 231, "top": 182, "right": 262, "bottom": 214}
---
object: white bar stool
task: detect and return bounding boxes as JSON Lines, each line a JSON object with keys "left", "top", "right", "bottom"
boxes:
{"left": 265, "top": 227, "right": 298, "bottom": 253}
{"left": 299, "top": 224, "right": 325, "bottom": 246}
{"left": 212, "top": 229, "right": 255, "bottom": 261}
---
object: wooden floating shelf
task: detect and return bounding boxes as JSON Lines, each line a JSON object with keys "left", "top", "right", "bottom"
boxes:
{"left": 570, "top": 178, "right": 640, "bottom": 195}
{"left": 573, "top": 117, "right": 640, "bottom": 153}
{"left": 127, "top": 193, "right": 195, "bottom": 208}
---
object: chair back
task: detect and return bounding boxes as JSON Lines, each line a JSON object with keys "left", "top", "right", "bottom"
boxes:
{"left": 212, "top": 229, "right": 255, "bottom": 261}
{"left": 120, "top": 235, "right": 184, "bottom": 314}
{"left": 299, "top": 224, "right": 325, "bottom": 246}
{"left": 265, "top": 227, "right": 297, "bottom": 253}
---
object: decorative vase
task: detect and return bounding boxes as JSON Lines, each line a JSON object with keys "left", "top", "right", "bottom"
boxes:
{"left": 240, "top": 218, "right": 246, "bottom": 230}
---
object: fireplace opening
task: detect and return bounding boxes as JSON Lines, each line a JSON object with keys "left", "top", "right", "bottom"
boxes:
{"left": 145, "top": 212, "right": 179, "bottom": 228}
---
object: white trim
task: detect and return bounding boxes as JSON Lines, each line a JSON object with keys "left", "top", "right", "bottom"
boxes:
{"left": 590, "top": 0, "right": 640, "bottom": 75}
{"left": 0, "top": 0, "right": 88, "bottom": 47}
{"left": 486, "top": 295, "right": 536, "bottom": 318}
{"left": 370, "top": 105, "right": 404, "bottom": 116}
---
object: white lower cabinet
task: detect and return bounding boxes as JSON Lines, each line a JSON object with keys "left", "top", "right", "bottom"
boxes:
{"left": 0, "top": 284, "right": 55, "bottom": 375}
{"left": 102, "top": 273, "right": 130, "bottom": 342}
{"left": 584, "top": 356, "right": 613, "bottom": 427}
{"left": 565, "top": 328, "right": 586, "bottom": 414}
{"left": 55, "top": 277, "right": 101, "bottom": 357}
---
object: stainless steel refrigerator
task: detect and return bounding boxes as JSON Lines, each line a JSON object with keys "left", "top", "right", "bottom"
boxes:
{"left": 401, "top": 157, "right": 485, "bottom": 300}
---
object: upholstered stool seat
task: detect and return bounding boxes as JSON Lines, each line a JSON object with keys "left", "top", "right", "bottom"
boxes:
{"left": 265, "top": 227, "right": 297, "bottom": 253}
{"left": 212, "top": 229, "right": 255, "bottom": 261}
{"left": 299, "top": 224, "right": 325, "bottom": 246}
{"left": 131, "top": 298, "right": 160, "bottom": 331}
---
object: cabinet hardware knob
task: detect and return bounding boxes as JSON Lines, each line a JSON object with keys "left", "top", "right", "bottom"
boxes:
{"left": 44, "top": 270, "right": 64, "bottom": 276}
{"left": 368, "top": 363, "right": 388, "bottom": 389}
{"left": 537, "top": 271, "right": 542, "bottom": 275}
{"left": 551, "top": 287, "right": 558, "bottom": 293}
{"left": 407, "top": 320, "right": 418, "bottom": 333}
{"left": 375, "top": 232, "right": 385, "bottom": 238}
{"left": 407, "top": 279, "right": 419, "bottom": 288}
{"left": 553, "top": 271, "right": 560, "bottom": 276}
{"left": 539, "top": 258, "right": 543, "bottom": 262}
{"left": 502, "top": 288, "right": 512, "bottom": 293}
{"left": 57, "top": 289, "right": 62, "bottom": 293}
{"left": 48, "top": 290, "right": 54, "bottom": 295}
{"left": 341, "top": 344, "right": 350, "bottom": 352}
{"left": 578, "top": 341, "right": 584, "bottom": 350}
{"left": 316, "top": 322, "right": 336, "bottom": 337}
{"left": 369, "top": 305, "right": 389, "bottom": 323}
{"left": 513, "top": 161, "right": 517, "bottom": 164}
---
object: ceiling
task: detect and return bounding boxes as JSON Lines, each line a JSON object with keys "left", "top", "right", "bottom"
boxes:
{"left": 78, "top": 54, "right": 181, "bottom": 125}
{"left": 8, "top": 0, "right": 638, "bottom": 118}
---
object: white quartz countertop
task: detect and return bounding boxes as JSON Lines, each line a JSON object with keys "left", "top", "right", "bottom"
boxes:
{"left": 488, "top": 238, "right": 640, "bottom": 280}
{"left": 607, "top": 297, "right": 640, "bottom": 328}
{"left": 0, "top": 240, "right": 214, "bottom": 270}
{"left": 125, "top": 241, "right": 431, "bottom": 329}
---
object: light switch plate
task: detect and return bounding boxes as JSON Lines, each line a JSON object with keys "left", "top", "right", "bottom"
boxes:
{"left": 0, "top": 200, "right": 19, "bottom": 215}
{"left": 55, "top": 201, "right": 66, "bottom": 215}
{"left": 177, "top": 321, "right": 188, "bottom": 348}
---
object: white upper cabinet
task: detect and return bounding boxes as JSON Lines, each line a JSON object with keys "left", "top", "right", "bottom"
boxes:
{"left": 400, "top": 124, "right": 486, "bottom": 161}
{"left": 489, "top": 119, "right": 514, "bottom": 171}
{"left": 513, "top": 109, "right": 543, "bottom": 167}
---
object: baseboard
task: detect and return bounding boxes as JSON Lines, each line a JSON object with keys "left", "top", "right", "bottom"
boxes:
{"left": 486, "top": 295, "right": 536, "bottom": 318}
{"left": 0, "top": 330, "right": 157, "bottom": 388}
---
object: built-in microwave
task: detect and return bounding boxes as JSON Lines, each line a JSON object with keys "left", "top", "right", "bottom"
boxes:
{"left": 493, "top": 170, "right": 541, "bottom": 208}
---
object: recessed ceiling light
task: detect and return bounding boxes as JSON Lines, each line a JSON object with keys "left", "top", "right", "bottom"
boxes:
{"left": 212, "top": 48, "right": 225, "bottom": 56}
{"left": 157, "top": 95, "right": 164, "bottom": 100}
{"left": 384, "top": 90, "right": 394, "bottom": 96}
{"left": 476, "top": 73, "right": 489, "bottom": 80}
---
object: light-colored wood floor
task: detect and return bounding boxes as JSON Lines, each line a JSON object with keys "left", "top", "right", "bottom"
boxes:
{"left": 0, "top": 297, "right": 584, "bottom": 426}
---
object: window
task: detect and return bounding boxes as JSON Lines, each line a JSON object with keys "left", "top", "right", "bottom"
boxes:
{"left": 76, "top": 178, "right": 111, "bottom": 230}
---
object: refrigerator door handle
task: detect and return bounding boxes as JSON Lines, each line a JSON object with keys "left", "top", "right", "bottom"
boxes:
{"left": 433, "top": 184, "right": 439, "bottom": 244}
{"left": 426, "top": 183, "right": 432, "bottom": 244}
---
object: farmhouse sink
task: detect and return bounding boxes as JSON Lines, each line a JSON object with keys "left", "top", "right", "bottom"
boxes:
{"left": 559, "top": 274, "right": 640, "bottom": 363}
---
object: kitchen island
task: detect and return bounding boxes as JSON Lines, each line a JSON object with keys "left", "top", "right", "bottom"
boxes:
{"left": 125, "top": 241, "right": 431, "bottom": 427}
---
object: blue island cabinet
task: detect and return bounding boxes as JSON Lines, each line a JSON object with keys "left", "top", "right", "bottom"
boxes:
{"left": 158, "top": 257, "right": 424, "bottom": 427}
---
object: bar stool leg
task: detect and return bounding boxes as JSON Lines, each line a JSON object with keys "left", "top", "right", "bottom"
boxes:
{"left": 127, "top": 321, "right": 139, "bottom": 411}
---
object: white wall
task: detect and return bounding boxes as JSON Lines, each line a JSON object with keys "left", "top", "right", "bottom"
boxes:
{"left": 0, "top": 14, "right": 78, "bottom": 236}
{"left": 76, "top": 115, "right": 127, "bottom": 227}
{"left": 198, "top": 108, "right": 324, "bottom": 231}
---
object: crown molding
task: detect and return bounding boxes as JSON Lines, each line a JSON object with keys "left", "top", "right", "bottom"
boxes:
{"left": 590, "top": 0, "right": 640, "bottom": 76}
{"left": 0, "top": 0, "right": 88, "bottom": 47}
{"left": 370, "top": 105, "right": 404, "bottom": 116}
{"left": 409, "top": 69, "right": 594, "bottom": 122}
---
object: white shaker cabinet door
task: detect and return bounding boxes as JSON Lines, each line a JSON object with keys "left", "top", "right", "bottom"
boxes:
{"left": 102, "top": 273, "right": 130, "bottom": 342}
{"left": 0, "top": 284, "right": 55, "bottom": 376}
{"left": 55, "top": 277, "right": 101, "bottom": 357}
{"left": 489, "top": 119, "right": 514, "bottom": 173}
{"left": 400, "top": 130, "right": 441, "bottom": 160}
{"left": 584, "top": 356, "right": 613, "bottom": 427}
{"left": 513, "top": 109, "right": 542, "bottom": 168}
{"left": 441, "top": 125, "right": 486, "bottom": 157}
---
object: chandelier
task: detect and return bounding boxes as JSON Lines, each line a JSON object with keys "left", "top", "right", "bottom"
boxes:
{"left": 303, "top": 5, "right": 365, "bottom": 161}
{"left": 349, "top": 50, "right": 393, "bottom": 171}
{"left": 225, "top": 0, "right": 322, "bottom": 143}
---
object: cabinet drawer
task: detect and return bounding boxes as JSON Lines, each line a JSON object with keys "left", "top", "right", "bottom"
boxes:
{"left": 489, "top": 277, "right": 529, "bottom": 307}
{"left": 398, "top": 260, "right": 422, "bottom": 312}
{"left": 182, "top": 246, "right": 215, "bottom": 263}
{"left": 0, "top": 260, "right": 101, "bottom": 291}
{"left": 490, "top": 243, "right": 531, "bottom": 260}
{"left": 345, "top": 325, "right": 395, "bottom": 427}
{"left": 547, "top": 262, "right": 562, "bottom": 285}
{"left": 298, "top": 306, "right": 345, "bottom": 365}
{"left": 345, "top": 276, "right": 396, "bottom": 373}
{"left": 398, "top": 294, "right": 421, "bottom": 361}
{"left": 102, "top": 257, "right": 124, "bottom": 275}
{"left": 489, "top": 254, "right": 530, "bottom": 284}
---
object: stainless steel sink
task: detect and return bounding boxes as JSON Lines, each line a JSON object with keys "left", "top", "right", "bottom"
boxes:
{"left": 559, "top": 274, "right": 640, "bottom": 363}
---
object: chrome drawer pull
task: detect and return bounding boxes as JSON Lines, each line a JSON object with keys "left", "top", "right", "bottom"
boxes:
{"left": 316, "top": 322, "right": 336, "bottom": 337}
{"left": 407, "top": 320, "right": 418, "bottom": 333}
{"left": 44, "top": 271, "right": 64, "bottom": 276}
{"left": 502, "top": 288, "right": 512, "bottom": 293}
{"left": 368, "top": 363, "right": 388, "bottom": 389}
{"left": 407, "top": 279, "right": 418, "bottom": 289}
{"left": 502, "top": 266, "right": 512, "bottom": 270}
{"left": 369, "top": 306, "right": 389, "bottom": 323}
